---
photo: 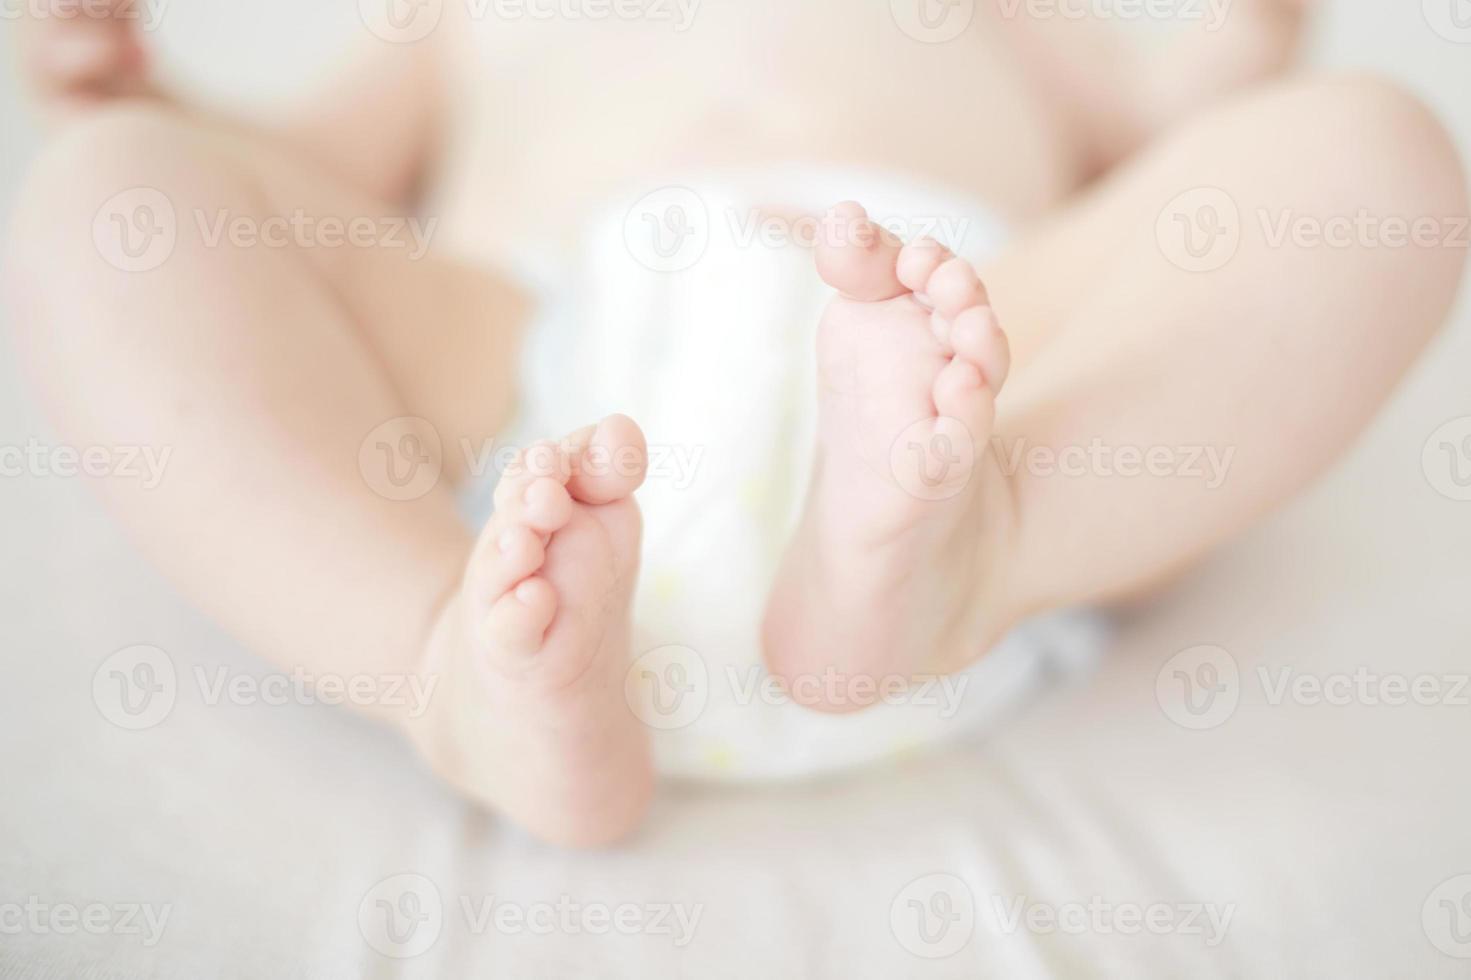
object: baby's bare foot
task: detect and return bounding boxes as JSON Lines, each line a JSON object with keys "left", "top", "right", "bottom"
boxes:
{"left": 408, "top": 415, "right": 653, "bottom": 847}
{"left": 763, "top": 203, "right": 1017, "bottom": 712}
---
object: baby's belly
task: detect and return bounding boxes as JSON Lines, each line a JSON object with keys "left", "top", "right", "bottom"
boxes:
{"left": 427, "top": 0, "right": 1075, "bottom": 263}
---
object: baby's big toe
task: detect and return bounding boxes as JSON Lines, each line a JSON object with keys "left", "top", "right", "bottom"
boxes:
{"left": 814, "top": 202, "right": 909, "bottom": 302}
{"left": 565, "top": 414, "right": 648, "bottom": 506}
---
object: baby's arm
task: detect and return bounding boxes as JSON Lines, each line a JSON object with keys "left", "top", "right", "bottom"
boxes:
{"left": 18, "top": 0, "right": 442, "bottom": 207}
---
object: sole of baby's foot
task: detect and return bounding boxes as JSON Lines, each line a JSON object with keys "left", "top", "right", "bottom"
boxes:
{"left": 408, "top": 414, "right": 654, "bottom": 848}
{"left": 763, "top": 202, "right": 1018, "bottom": 713}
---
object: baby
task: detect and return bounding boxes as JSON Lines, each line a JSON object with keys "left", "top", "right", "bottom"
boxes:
{"left": 8, "top": 0, "right": 1467, "bottom": 846}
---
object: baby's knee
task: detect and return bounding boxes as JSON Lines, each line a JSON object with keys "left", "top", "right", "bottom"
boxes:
{"left": 1259, "top": 74, "right": 1469, "bottom": 328}
{"left": 12, "top": 101, "right": 247, "bottom": 243}
{"left": 1284, "top": 74, "right": 1467, "bottom": 218}
{"left": 27, "top": 103, "right": 204, "bottom": 205}
{"left": 5, "top": 103, "right": 248, "bottom": 325}
{"left": 10, "top": 105, "right": 183, "bottom": 266}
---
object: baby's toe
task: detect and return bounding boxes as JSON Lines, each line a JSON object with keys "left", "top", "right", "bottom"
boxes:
{"left": 468, "top": 523, "right": 547, "bottom": 609}
{"left": 926, "top": 258, "right": 990, "bottom": 322}
{"left": 565, "top": 414, "right": 649, "bottom": 505}
{"left": 480, "top": 577, "right": 558, "bottom": 660}
{"left": 814, "top": 202, "right": 908, "bottom": 301}
{"left": 933, "top": 358, "right": 994, "bottom": 439}
{"left": 494, "top": 441, "right": 568, "bottom": 498}
{"left": 897, "top": 237, "right": 952, "bottom": 295}
{"left": 521, "top": 478, "right": 574, "bottom": 532}
{"left": 950, "top": 306, "right": 1011, "bottom": 391}
{"left": 494, "top": 472, "right": 574, "bottom": 535}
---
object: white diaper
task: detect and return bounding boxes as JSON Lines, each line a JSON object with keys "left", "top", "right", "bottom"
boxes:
{"left": 464, "top": 168, "right": 1109, "bottom": 781}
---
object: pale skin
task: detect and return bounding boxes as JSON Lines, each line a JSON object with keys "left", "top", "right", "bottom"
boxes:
{"left": 6, "top": 0, "right": 1466, "bottom": 846}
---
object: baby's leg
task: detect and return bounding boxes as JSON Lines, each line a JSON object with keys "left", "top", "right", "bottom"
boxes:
{"left": 987, "top": 74, "right": 1466, "bottom": 609}
{"left": 6, "top": 105, "right": 653, "bottom": 846}
{"left": 764, "top": 75, "right": 1466, "bottom": 704}
{"left": 999, "top": 0, "right": 1316, "bottom": 178}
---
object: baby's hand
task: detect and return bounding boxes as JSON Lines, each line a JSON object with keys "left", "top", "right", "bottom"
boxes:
{"left": 19, "top": 0, "right": 158, "bottom": 120}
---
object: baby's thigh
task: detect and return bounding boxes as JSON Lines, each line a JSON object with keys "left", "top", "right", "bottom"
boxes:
{"left": 14, "top": 105, "right": 531, "bottom": 482}
{"left": 236, "top": 133, "right": 533, "bottom": 481}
